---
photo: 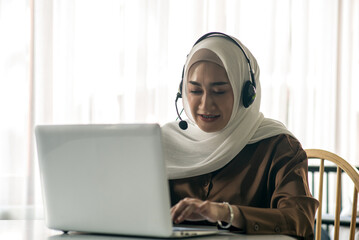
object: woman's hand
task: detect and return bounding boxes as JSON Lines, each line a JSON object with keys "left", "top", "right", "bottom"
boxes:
{"left": 170, "top": 198, "right": 228, "bottom": 224}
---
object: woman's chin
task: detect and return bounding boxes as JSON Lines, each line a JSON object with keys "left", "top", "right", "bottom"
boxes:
{"left": 196, "top": 121, "right": 225, "bottom": 133}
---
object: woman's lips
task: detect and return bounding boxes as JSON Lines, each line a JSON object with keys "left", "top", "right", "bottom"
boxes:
{"left": 199, "top": 114, "right": 220, "bottom": 122}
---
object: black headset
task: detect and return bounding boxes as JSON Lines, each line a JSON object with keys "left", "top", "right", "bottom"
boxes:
{"left": 175, "top": 32, "right": 257, "bottom": 130}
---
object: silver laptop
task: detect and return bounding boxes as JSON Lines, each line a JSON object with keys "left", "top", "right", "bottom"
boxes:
{"left": 35, "top": 124, "right": 220, "bottom": 238}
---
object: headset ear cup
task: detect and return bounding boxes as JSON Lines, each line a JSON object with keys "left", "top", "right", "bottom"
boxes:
{"left": 242, "top": 81, "right": 256, "bottom": 108}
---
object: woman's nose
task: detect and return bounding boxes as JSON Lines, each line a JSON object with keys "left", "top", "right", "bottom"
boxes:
{"left": 199, "top": 93, "right": 214, "bottom": 110}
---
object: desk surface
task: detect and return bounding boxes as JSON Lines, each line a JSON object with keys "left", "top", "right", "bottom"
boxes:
{"left": 0, "top": 220, "right": 296, "bottom": 240}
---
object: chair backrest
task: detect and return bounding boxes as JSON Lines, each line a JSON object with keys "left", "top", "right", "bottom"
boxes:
{"left": 305, "top": 149, "right": 359, "bottom": 240}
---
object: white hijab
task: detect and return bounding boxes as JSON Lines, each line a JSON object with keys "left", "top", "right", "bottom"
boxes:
{"left": 162, "top": 35, "right": 294, "bottom": 180}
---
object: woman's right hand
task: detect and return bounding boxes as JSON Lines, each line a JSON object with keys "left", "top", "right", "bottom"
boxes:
{"left": 170, "top": 198, "right": 228, "bottom": 224}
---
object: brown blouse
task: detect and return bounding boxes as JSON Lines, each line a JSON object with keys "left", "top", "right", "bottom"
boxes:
{"left": 169, "top": 134, "right": 319, "bottom": 239}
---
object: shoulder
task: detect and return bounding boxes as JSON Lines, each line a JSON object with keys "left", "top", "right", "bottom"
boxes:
{"left": 161, "top": 121, "right": 183, "bottom": 140}
{"left": 161, "top": 121, "right": 178, "bottom": 133}
{"left": 262, "top": 135, "right": 308, "bottom": 177}
{"left": 246, "top": 134, "right": 307, "bottom": 168}
{"left": 254, "top": 134, "right": 304, "bottom": 155}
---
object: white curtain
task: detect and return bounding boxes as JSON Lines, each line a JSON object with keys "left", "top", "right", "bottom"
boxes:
{"left": 0, "top": 0, "right": 358, "bottom": 220}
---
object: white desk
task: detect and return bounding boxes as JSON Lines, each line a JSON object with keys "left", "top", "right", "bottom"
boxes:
{"left": 0, "top": 220, "right": 296, "bottom": 240}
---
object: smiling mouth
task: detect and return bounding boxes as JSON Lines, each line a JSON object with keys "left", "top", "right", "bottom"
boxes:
{"left": 199, "top": 114, "right": 220, "bottom": 122}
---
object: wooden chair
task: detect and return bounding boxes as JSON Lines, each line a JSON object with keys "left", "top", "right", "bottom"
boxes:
{"left": 305, "top": 149, "right": 359, "bottom": 240}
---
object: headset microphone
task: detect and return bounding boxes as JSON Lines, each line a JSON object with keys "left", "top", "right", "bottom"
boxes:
{"left": 175, "top": 92, "right": 188, "bottom": 130}
{"left": 179, "top": 120, "right": 188, "bottom": 130}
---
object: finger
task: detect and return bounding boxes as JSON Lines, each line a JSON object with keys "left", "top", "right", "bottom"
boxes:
{"left": 171, "top": 199, "right": 191, "bottom": 222}
{"left": 170, "top": 205, "right": 177, "bottom": 215}
{"left": 176, "top": 203, "right": 196, "bottom": 223}
{"left": 171, "top": 205, "right": 181, "bottom": 222}
{"left": 173, "top": 198, "right": 203, "bottom": 223}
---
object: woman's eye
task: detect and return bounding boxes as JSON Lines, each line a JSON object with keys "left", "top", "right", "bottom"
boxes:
{"left": 213, "top": 91, "right": 225, "bottom": 95}
{"left": 190, "top": 90, "right": 202, "bottom": 94}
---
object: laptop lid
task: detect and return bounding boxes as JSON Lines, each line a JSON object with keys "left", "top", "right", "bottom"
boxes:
{"left": 35, "top": 124, "right": 174, "bottom": 237}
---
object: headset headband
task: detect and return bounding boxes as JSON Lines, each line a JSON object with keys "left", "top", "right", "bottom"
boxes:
{"left": 193, "top": 32, "right": 256, "bottom": 88}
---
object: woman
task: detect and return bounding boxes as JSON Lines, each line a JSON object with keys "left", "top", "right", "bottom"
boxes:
{"left": 162, "top": 32, "right": 318, "bottom": 239}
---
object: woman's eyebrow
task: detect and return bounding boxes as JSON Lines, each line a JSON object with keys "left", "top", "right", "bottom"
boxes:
{"left": 188, "top": 81, "right": 201, "bottom": 86}
{"left": 188, "top": 81, "right": 229, "bottom": 86}
{"left": 211, "top": 82, "right": 229, "bottom": 86}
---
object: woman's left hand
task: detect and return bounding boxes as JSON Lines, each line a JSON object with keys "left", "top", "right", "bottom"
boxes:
{"left": 170, "top": 198, "right": 225, "bottom": 224}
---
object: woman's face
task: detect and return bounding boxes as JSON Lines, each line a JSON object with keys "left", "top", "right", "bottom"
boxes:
{"left": 187, "top": 61, "right": 234, "bottom": 132}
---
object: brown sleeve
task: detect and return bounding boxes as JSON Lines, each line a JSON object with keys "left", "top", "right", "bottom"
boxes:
{"left": 235, "top": 137, "right": 319, "bottom": 239}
